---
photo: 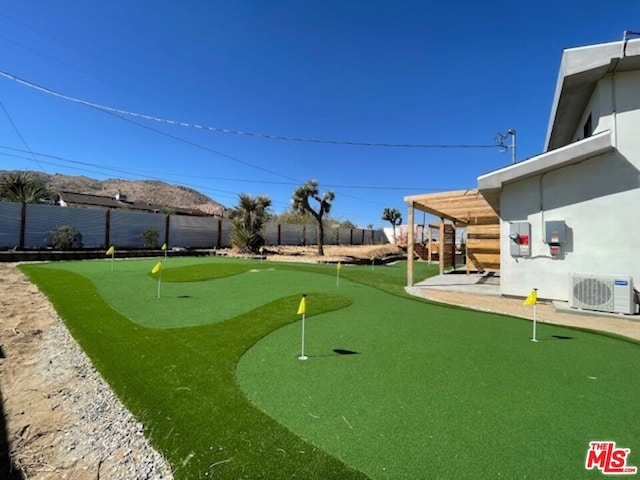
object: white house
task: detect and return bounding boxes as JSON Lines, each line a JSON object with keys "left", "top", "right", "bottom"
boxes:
{"left": 477, "top": 35, "right": 640, "bottom": 312}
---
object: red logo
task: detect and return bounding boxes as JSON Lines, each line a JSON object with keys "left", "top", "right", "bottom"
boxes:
{"left": 585, "top": 441, "right": 637, "bottom": 475}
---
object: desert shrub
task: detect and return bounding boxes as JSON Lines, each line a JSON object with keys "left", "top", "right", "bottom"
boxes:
{"left": 47, "top": 225, "right": 83, "bottom": 249}
{"left": 230, "top": 224, "right": 264, "bottom": 253}
{"left": 142, "top": 226, "right": 160, "bottom": 248}
{"left": 229, "top": 193, "right": 271, "bottom": 253}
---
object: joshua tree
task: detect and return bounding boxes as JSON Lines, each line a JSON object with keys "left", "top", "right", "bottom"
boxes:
{"left": 229, "top": 193, "right": 272, "bottom": 253}
{"left": 382, "top": 207, "right": 403, "bottom": 244}
{"left": 0, "top": 171, "right": 54, "bottom": 204}
{"left": 291, "top": 180, "right": 335, "bottom": 256}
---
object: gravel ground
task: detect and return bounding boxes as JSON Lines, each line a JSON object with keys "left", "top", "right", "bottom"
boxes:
{"left": 32, "top": 320, "right": 173, "bottom": 479}
{"left": 0, "top": 263, "right": 173, "bottom": 479}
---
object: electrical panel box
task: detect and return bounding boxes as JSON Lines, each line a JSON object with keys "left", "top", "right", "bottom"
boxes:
{"left": 509, "top": 222, "right": 531, "bottom": 257}
{"left": 545, "top": 221, "right": 566, "bottom": 245}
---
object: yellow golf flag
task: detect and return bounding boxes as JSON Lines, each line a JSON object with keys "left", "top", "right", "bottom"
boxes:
{"left": 337, "top": 261, "right": 342, "bottom": 270}
{"left": 523, "top": 289, "right": 537, "bottom": 305}
{"left": 297, "top": 295, "right": 306, "bottom": 315}
{"left": 151, "top": 261, "right": 162, "bottom": 274}
{"left": 106, "top": 246, "right": 115, "bottom": 255}
{"left": 161, "top": 243, "right": 167, "bottom": 251}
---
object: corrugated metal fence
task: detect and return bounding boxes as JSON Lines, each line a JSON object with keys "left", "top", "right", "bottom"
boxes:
{"left": 0, "top": 201, "right": 386, "bottom": 249}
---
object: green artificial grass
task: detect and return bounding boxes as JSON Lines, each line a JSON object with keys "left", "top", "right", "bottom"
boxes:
{"left": 56, "top": 258, "right": 347, "bottom": 328}
{"left": 20, "top": 257, "right": 640, "bottom": 480}
{"left": 21, "top": 260, "right": 367, "bottom": 479}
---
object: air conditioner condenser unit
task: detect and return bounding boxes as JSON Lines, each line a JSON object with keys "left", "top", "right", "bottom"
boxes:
{"left": 570, "top": 274, "right": 636, "bottom": 315}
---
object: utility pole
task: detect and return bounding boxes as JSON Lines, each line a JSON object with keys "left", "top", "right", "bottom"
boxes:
{"left": 494, "top": 129, "right": 517, "bottom": 164}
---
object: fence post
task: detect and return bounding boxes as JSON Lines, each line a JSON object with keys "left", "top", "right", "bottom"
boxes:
{"left": 19, "top": 202, "right": 26, "bottom": 249}
{"left": 104, "top": 210, "right": 111, "bottom": 248}
{"left": 165, "top": 214, "right": 171, "bottom": 247}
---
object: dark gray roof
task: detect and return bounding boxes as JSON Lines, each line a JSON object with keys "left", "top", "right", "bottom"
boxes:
{"left": 57, "top": 191, "right": 209, "bottom": 216}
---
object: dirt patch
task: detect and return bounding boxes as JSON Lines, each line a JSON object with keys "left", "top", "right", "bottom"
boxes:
{"left": 219, "top": 244, "right": 406, "bottom": 263}
{"left": 0, "top": 264, "right": 172, "bottom": 479}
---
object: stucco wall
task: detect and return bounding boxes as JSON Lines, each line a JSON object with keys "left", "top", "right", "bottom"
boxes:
{"left": 571, "top": 71, "right": 640, "bottom": 152}
{"left": 499, "top": 72, "right": 640, "bottom": 301}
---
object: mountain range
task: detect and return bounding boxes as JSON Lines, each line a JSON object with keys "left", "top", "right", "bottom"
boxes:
{"left": 6, "top": 171, "right": 228, "bottom": 216}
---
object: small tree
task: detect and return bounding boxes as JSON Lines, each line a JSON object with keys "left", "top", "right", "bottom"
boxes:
{"left": 335, "top": 219, "right": 357, "bottom": 229}
{"left": 0, "top": 171, "right": 54, "bottom": 204}
{"left": 47, "top": 225, "right": 83, "bottom": 249}
{"left": 382, "top": 208, "right": 403, "bottom": 244}
{"left": 142, "top": 226, "right": 159, "bottom": 248}
{"left": 229, "top": 193, "right": 272, "bottom": 253}
{"left": 291, "top": 180, "right": 335, "bottom": 256}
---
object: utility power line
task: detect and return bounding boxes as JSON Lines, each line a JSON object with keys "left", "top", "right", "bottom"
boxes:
{"left": 0, "top": 69, "right": 502, "bottom": 150}
{"left": 0, "top": 145, "right": 454, "bottom": 193}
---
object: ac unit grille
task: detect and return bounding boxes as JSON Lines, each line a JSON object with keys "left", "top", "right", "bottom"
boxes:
{"left": 573, "top": 278, "right": 613, "bottom": 307}
{"left": 570, "top": 274, "right": 635, "bottom": 315}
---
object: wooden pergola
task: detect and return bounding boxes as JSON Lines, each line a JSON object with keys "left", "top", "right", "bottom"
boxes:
{"left": 404, "top": 189, "right": 500, "bottom": 286}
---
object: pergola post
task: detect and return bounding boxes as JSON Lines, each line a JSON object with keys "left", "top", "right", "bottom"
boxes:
{"left": 403, "top": 189, "right": 500, "bottom": 281}
{"left": 407, "top": 201, "right": 414, "bottom": 286}
{"left": 439, "top": 218, "right": 445, "bottom": 275}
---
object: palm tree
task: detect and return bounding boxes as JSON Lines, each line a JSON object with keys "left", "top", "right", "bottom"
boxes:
{"left": 382, "top": 207, "right": 403, "bottom": 244}
{"left": 0, "top": 171, "right": 54, "bottom": 204}
{"left": 291, "top": 180, "right": 335, "bottom": 256}
{"left": 229, "top": 193, "right": 272, "bottom": 253}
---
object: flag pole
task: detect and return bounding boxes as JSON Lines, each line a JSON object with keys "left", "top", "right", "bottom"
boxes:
{"left": 336, "top": 262, "right": 341, "bottom": 287}
{"left": 299, "top": 312, "right": 307, "bottom": 360}
{"left": 106, "top": 246, "right": 115, "bottom": 272}
{"left": 531, "top": 288, "right": 539, "bottom": 342}
{"left": 151, "top": 261, "right": 163, "bottom": 298}
{"left": 298, "top": 294, "right": 308, "bottom": 361}
{"left": 532, "top": 300, "right": 538, "bottom": 342}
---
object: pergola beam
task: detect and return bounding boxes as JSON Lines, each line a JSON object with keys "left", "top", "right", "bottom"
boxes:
{"left": 404, "top": 189, "right": 500, "bottom": 285}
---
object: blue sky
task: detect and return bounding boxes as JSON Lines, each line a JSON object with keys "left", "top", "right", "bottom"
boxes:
{"left": 0, "top": 1, "right": 638, "bottom": 228}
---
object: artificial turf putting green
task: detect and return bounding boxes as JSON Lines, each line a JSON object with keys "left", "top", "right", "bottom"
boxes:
{"left": 21, "top": 257, "right": 640, "bottom": 479}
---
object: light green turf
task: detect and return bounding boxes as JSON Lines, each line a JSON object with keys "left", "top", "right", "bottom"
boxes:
{"left": 42, "top": 257, "right": 356, "bottom": 328}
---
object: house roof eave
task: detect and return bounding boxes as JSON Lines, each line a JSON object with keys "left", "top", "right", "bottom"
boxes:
{"left": 477, "top": 130, "right": 614, "bottom": 215}
{"left": 545, "top": 38, "right": 640, "bottom": 151}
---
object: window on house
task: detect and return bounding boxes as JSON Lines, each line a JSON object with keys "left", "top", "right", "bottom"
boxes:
{"left": 583, "top": 113, "right": 593, "bottom": 139}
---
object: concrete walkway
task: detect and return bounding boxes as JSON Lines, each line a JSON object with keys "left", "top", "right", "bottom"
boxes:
{"left": 408, "top": 272, "right": 640, "bottom": 342}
